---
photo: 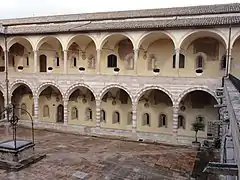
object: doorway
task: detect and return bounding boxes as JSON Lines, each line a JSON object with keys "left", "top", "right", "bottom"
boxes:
{"left": 39, "top": 55, "right": 47, "bottom": 72}
{"left": 57, "top": 104, "right": 64, "bottom": 123}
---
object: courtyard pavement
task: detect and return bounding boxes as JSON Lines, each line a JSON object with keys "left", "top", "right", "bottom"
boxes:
{"left": 0, "top": 126, "right": 197, "bottom": 180}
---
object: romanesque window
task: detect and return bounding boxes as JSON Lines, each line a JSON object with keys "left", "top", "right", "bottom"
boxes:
{"left": 100, "top": 109, "right": 106, "bottom": 122}
{"left": 43, "top": 105, "right": 49, "bottom": 117}
{"left": 179, "top": 54, "right": 185, "bottom": 68}
{"left": 172, "top": 55, "right": 176, "bottom": 68}
{"left": 71, "top": 107, "right": 78, "bottom": 120}
{"left": 32, "top": 104, "right": 34, "bottom": 116}
{"left": 23, "top": 55, "right": 29, "bottom": 67}
{"left": 178, "top": 115, "right": 185, "bottom": 129}
{"left": 112, "top": 111, "right": 120, "bottom": 124}
{"left": 107, "top": 54, "right": 117, "bottom": 68}
{"left": 127, "top": 112, "right": 133, "bottom": 125}
{"left": 148, "top": 55, "right": 158, "bottom": 70}
{"left": 21, "top": 103, "right": 27, "bottom": 115}
{"left": 196, "top": 55, "right": 204, "bottom": 69}
{"left": 85, "top": 108, "right": 93, "bottom": 121}
{"left": 56, "top": 57, "right": 60, "bottom": 67}
{"left": 12, "top": 56, "right": 15, "bottom": 67}
{"left": 158, "top": 114, "right": 167, "bottom": 128}
{"left": 142, "top": 113, "right": 150, "bottom": 126}
{"left": 220, "top": 55, "right": 227, "bottom": 70}
{"left": 72, "top": 56, "right": 77, "bottom": 67}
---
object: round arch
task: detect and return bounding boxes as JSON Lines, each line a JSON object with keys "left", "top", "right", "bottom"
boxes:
{"left": 176, "top": 87, "right": 218, "bottom": 106}
{"left": 66, "top": 34, "right": 97, "bottom": 50}
{"left": 99, "top": 84, "right": 134, "bottom": 102}
{"left": 179, "top": 29, "right": 228, "bottom": 49}
{"left": 35, "top": 82, "right": 64, "bottom": 97}
{"left": 10, "top": 80, "right": 34, "bottom": 95}
{"left": 35, "top": 35, "right": 64, "bottom": 51}
{"left": 65, "top": 83, "right": 97, "bottom": 100}
{"left": 231, "top": 31, "right": 240, "bottom": 48}
{"left": 99, "top": 33, "right": 136, "bottom": 50}
{"left": 136, "top": 31, "right": 177, "bottom": 50}
{"left": 135, "top": 86, "right": 174, "bottom": 105}
{"left": 7, "top": 37, "right": 34, "bottom": 52}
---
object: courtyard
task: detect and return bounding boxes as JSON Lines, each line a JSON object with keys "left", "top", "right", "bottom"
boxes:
{"left": 0, "top": 126, "right": 197, "bottom": 180}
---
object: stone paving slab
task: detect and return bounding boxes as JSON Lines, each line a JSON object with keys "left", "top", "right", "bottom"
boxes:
{"left": 0, "top": 127, "right": 196, "bottom": 180}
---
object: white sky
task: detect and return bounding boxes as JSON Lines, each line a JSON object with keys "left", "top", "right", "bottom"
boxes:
{"left": 0, "top": 0, "right": 240, "bottom": 19}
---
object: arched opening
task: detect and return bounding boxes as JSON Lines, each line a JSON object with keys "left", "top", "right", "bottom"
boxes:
{"left": 178, "top": 90, "right": 218, "bottom": 138}
{"left": 8, "top": 38, "right": 33, "bottom": 73}
{"left": 11, "top": 84, "right": 33, "bottom": 120}
{"left": 101, "top": 34, "right": 134, "bottom": 74}
{"left": 0, "top": 90, "right": 5, "bottom": 120}
{"left": 231, "top": 36, "right": 240, "bottom": 77}
{"left": 67, "top": 35, "right": 97, "bottom": 73}
{"left": 0, "top": 46, "right": 5, "bottom": 72}
{"left": 138, "top": 32, "right": 175, "bottom": 76}
{"left": 173, "top": 53, "right": 185, "bottom": 68}
{"left": 57, "top": 104, "right": 64, "bottom": 123}
{"left": 39, "top": 55, "right": 47, "bottom": 72}
{"left": 68, "top": 86, "right": 96, "bottom": 126}
{"left": 180, "top": 31, "right": 226, "bottom": 77}
{"left": 38, "top": 85, "right": 63, "bottom": 123}
{"left": 100, "top": 87, "right": 132, "bottom": 129}
{"left": 137, "top": 89, "right": 173, "bottom": 133}
{"left": 37, "top": 36, "right": 63, "bottom": 73}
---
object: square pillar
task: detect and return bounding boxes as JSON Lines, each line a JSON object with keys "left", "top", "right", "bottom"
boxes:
{"left": 4, "top": 50, "right": 8, "bottom": 73}
{"left": 132, "top": 103, "right": 137, "bottom": 132}
{"left": 34, "top": 50, "right": 38, "bottom": 73}
{"left": 134, "top": 49, "right": 139, "bottom": 74}
{"left": 172, "top": 106, "right": 179, "bottom": 142}
{"left": 63, "top": 50, "right": 68, "bottom": 74}
{"left": 33, "top": 97, "right": 38, "bottom": 122}
{"left": 226, "top": 48, "right": 232, "bottom": 76}
{"left": 175, "top": 48, "right": 180, "bottom": 69}
{"left": 96, "top": 100, "right": 101, "bottom": 128}
{"left": 63, "top": 99, "right": 68, "bottom": 125}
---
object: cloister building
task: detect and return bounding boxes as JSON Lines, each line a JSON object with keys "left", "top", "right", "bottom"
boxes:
{"left": 0, "top": 3, "right": 240, "bottom": 145}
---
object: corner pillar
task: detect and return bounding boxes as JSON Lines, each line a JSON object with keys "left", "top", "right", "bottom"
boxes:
{"left": 226, "top": 48, "right": 232, "bottom": 76}
{"left": 134, "top": 49, "right": 139, "bottom": 74}
{"left": 63, "top": 99, "right": 68, "bottom": 125}
{"left": 96, "top": 100, "right": 101, "bottom": 128}
{"left": 132, "top": 103, "right": 137, "bottom": 132}
{"left": 172, "top": 105, "right": 179, "bottom": 142}
{"left": 33, "top": 97, "right": 39, "bottom": 122}
{"left": 175, "top": 48, "right": 180, "bottom": 69}
{"left": 4, "top": 50, "right": 8, "bottom": 73}
{"left": 63, "top": 50, "right": 68, "bottom": 74}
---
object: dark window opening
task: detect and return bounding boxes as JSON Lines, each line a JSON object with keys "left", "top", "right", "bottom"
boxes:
{"left": 107, "top": 54, "right": 117, "bottom": 68}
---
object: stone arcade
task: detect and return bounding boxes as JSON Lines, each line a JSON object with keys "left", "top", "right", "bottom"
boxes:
{"left": 0, "top": 3, "right": 240, "bottom": 145}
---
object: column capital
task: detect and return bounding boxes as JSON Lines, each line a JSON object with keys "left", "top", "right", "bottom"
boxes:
{"left": 63, "top": 49, "right": 68, "bottom": 52}
{"left": 175, "top": 48, "right": 180, "bottom": 53}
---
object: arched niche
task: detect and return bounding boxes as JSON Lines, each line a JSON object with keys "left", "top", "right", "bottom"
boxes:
{"left": 100, "top": 87, "right": 132, "bottom": 130}
{"left": 68, "top": 86, "right": 96, "bottom": 127}
{"left": 137, "top": 88, "right": 173, "bottom": 133}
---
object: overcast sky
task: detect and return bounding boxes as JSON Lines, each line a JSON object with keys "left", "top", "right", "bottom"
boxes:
{"left": 0, "top": 0, "right": 240, "bottom": 19}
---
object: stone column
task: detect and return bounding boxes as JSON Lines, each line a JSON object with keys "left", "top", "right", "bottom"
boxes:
{"left": 226, "top": 48, "right": 232, "bottom": 76}
{"left": 63, "top": 50, "right": 68, "bottom": 74}
{"left": 34, "top": 50, "right": 38, "bottom": 73}
{"left": 172, "top": 105, "right": 179, "bottom": 142}
{"left": 96, "top": 100, "right": 101, "bottom": 128}
{"left": 63, "top": 99, "right": 68, "bottom": 125}
{"left": 4, "top": 50, "right": 8, "bottom": 72}
{"left": 134, "top": 49, "right": 139, "bottom": 74}
{"left": 33, "top": 97, "right": 39, "bottom": 122}
{"left": 132, "top": 103, "right": 137, "bottom": 132}
{"left": 175, "top": 48, "right": 180, "bottom": 69}
{"left": 96, "top": 49, "right": 101, "bottom": 74}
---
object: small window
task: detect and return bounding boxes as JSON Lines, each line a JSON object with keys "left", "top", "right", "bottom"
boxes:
{"left": 56, "top": 57, "right": 60, "bottom": 67}
{"left": 43, "top": 105, "right": 49, "bottom": 117}
{"left": 86, "top": 108, "right": 93, "bottom": 121}
{"left": 179, "top": 54, "right": 185, "bottom": 68}
{"left": 71, "top": 107, "right": 78, "bottom": 120}
{"left": 21, "top": 103, "right": 27, "bottom": 115}
{"left": 220, "top": 55, "right": 227, "bottom": 70}
{"left": 100, "top": 109, "right": 106, "bottom": 122}
{"left": 12, "top": 56, "right": 15, "bottom": 66}
{"left": 72, "top": 57, "right": 77, "bottom": 67}
{"left": 112, "top": 111, "right": 120, "bottom": 124}
{"left": 26, "top": 57, "right": 29, "bottom": 66}
{"left": 32, "top": 104, "right": 34, "bottom": 116}
{"left": 196, "top": 115, "right": 205, "bottom": 131}
{"left": 158, "top": 114, "right": 167, "bottom": 128}
{"left": 107, "top": 54, "right": 117, "bottom": 68}
{"left": 196, "top": 55, "right": 204, "bottom": 69}
{"left": 127, "top": 112, "right": 133, "bottom": 125}
{"left": 178, "top": 115, "right": 185, "bottom": 129}
{"left": 142, "top": 113, "right": 150, "bottom": 126}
